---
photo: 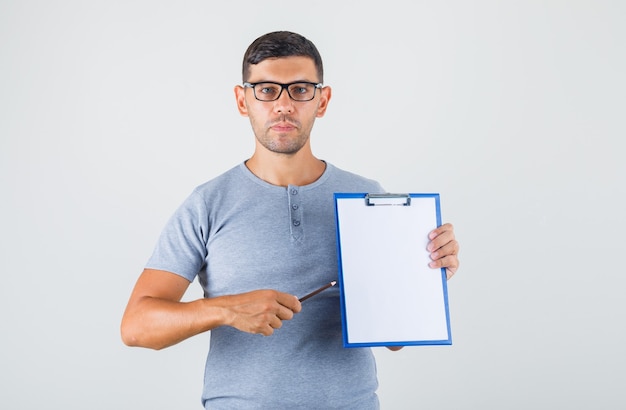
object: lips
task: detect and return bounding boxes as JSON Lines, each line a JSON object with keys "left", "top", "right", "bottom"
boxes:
{"left": 269, "top": 117, "right": 300, "bottom": 132}
{"left": 271, "top": 122, "right": 296, "bottom": 132}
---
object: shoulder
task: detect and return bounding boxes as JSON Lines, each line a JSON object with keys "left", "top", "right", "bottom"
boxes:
{"left": 193, "top": 164, "right": 244, "bottom": 193}
{"left": 188, "top": 163, "right": 257, "bottom": 202}
{"left": 164, "top": 164, "right": 247, "bottom": 218}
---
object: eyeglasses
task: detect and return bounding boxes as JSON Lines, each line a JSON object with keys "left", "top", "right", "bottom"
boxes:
{"left": 243, "top": 81, "right": 323, "bottom": 102}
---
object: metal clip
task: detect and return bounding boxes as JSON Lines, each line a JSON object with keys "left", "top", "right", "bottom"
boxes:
{"left": 365, "top": 193, "right": 411, "bottom": 206}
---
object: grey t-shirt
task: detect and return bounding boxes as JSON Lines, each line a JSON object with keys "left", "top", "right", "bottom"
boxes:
{"left": 147, "top": 162, "right": 384, "bottom": 409}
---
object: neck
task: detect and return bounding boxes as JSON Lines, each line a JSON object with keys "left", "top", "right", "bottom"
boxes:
{"left": 245, "top": 147, "right": 326, "bottom": 187}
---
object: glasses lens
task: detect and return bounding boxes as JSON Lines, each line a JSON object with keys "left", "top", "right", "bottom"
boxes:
{"left": 254, "top": 83, "right": 281, "bottom": 101}
{"left": 287, "top": 83, "right": 316, "bottom": 101}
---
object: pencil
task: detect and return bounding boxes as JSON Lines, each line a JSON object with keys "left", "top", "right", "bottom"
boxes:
{"left": 298, "top": 281, "right": 337, "bottom": 302}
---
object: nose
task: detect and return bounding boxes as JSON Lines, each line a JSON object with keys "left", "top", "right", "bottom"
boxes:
{"left": 274, "top": 87, "right": 294, "bottom": 114}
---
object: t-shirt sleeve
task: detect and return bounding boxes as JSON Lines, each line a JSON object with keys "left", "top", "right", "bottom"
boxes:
{"left": 145, "top": 190, "right": 209, "bottom": 282}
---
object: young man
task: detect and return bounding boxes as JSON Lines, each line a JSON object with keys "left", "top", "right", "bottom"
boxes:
{"left": 121, "top": 31, "right": 460, "bottom": 409}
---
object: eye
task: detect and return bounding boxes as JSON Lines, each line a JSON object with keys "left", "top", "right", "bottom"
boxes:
{"left": 290, "top": 84, "right": 310, "bottom": 95}
{"left": 257, "top": 83, "right": 279, "bottom": 96}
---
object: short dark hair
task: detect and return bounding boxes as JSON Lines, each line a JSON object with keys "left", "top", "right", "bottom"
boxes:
{"left": 242, "top": 31, "right": 324, "bottom": 83}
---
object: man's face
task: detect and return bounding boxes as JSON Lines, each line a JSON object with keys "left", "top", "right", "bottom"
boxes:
{"left": 235, "top": 56, "right": 330, "bottom": 156}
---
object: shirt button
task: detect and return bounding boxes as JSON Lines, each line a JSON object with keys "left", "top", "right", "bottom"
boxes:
{"left": 291, "top": 189, "right": 298, "bottom": 195}
{"left": 292, "top": 204, "right": 299, "bottom": 210}
{"left": 293, "top": 220, "right": 301, "bottom": 226}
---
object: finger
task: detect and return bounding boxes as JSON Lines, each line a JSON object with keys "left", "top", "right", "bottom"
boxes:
{"left": 428, "top": 230, "right": 456, "bottom": 252}
{"left": 273, "top": 312, "right": 286, "bottom": 328}
{"left": 275, "top": 305, "right": 296, "bottom": 321}
{"left": 256, "top": 314, "right": 282, "bottom": 336}
{"left": 429, "top": 239, "right": 459, "bottom": 261}
{"left": 276, "top": 293, "right": 302, "bottom": 313}
{"left": 427, "top": 233, "right": 455, "bottom": 255}
{"left": 258, "top": 325, "right": 274, "bottom": 336}
{"left": 429, "top": 223, "right": 454, "bottom": 240}
{"left": 254, "top": 290, "right": 300, "bottom": 316}
{"left": 429, "top": 260, "right": 459, "bottom": 280}
{"left": 428, "top": 254, "right": 459, "bottom": 273}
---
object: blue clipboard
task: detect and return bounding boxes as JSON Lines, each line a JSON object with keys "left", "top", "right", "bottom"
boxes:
{"left": 334, "top": 193, "right": 452, "bottom": 347}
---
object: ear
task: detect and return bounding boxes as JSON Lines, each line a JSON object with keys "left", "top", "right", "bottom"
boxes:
{"left": 316, "top": 86, "right": 332, "bottom": 118}
{"left": 234, "top": 85, "right": 248, "bottom": 116}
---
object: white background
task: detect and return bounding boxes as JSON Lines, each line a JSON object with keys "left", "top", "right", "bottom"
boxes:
{"left": 1, "top": 1, "right": 624, "bottom": 409}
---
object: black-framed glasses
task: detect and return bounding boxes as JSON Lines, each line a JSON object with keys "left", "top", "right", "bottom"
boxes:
{"left": 243, "top": 81, "right": 323, "bottom": 102}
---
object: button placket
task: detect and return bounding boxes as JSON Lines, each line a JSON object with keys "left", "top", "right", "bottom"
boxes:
{"left": 288, "top": 185, "right": 303, "bottom": 240}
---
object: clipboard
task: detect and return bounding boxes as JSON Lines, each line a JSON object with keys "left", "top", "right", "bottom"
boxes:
{"left": 334, "top": 193, "right": 452, "bottom": 347}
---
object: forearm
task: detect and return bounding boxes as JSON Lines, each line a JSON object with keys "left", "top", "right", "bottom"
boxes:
{"left": 121, "top": 296, "right": 226, "bottom": 350}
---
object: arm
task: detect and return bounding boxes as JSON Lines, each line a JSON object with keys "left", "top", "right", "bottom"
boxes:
{"left": 120, "top": 268, "right": 301, "bottom": 350}
{"left": 387, "top": 223, "right": 460, "bottom": 352}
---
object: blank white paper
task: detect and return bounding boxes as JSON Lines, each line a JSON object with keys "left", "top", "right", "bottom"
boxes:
{"left": 335, "top": 194, "right": 451, "bottom": 346}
